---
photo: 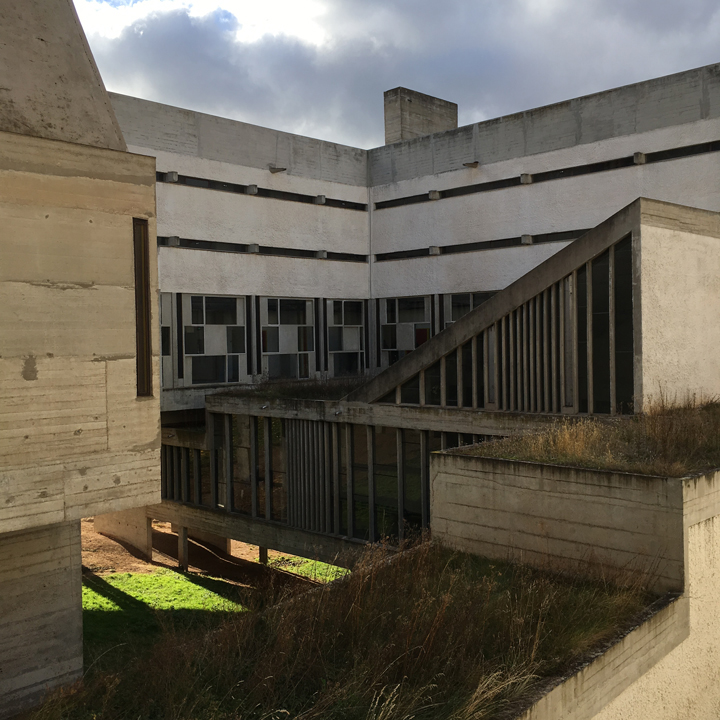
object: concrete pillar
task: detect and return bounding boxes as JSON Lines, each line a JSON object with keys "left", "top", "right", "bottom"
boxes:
{"left": 0, "top": 521, "right": 83, "bottom": 719}
{"left": 95, "top": 507, "right": 153, "bottom": 560}
{"left": 259, "top": 547, "right": 268, "bottom": 565}
{"left": 178, "top": 527, "right": 189, "bottom": 571}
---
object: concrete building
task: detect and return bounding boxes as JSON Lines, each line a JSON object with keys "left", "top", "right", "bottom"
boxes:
{"left": 0, "top": 1, "right": 160, "bottom": 716}
{"left": 108, "top": 62, "right": 720, "bottom": 417}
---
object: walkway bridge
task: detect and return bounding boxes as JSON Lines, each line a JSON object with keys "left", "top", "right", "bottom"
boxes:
{"left": 156, "top": 198, "right": 719, "bottom": 564}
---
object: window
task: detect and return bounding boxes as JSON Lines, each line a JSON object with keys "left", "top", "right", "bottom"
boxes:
{"left": 280, "top": 299, "right": 306, "bottom": 325}
{"left": 268, "top": 298, "right": 279, "bottom": 324}
{"left": 381, "top": 325, "right": 397, "bottom": 349}
{"left": 227, "top": 326, "right": 245, "bottom": 354}
{"left": 133, "top": 218, "right": 152, "bottom": 396}
{"left": 262, "top": 326, "right": 279, "bottom": 353}
{"left": 451, "top": 294, "right": 471, "bottom": 321}
{"left": 344, "top": 301, "right": 362, "bottom": 325}
{"left": 297, "top": 326, "right": 314, "bottom": 352}
{"left": 398, "top": 297, "right": 425, "bottom": 323}
{"left": 205, "top": 297, "right": 236, "bottom": 325}
{"left": 191, "top": 296, "right": 204, "bottom": 324}
{"left": 192, "top": 355, "right": 225, "bottom": 384}
{"left": 184, "top": 327, "right": 204, "bottom": 355}
{"left": 161, "top": 326, "right": 171, "bottom": 356}
{"left": 386, "top": 299, "right": 397, "bottom": 324}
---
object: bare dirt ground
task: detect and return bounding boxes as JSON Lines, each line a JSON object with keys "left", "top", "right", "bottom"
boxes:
{"left": 81, "top": 518, "right": 313, "bottom": 591}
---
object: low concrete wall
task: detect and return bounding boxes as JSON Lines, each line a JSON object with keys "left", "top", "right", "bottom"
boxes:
{"left": 0, "top": 521, "right": 83, "bottom": 719}
{"left": 431, "top": 453, "right": 684, "bottom": 592}
{"left": 95, "top": 507, "right": 152, "bottom": 560}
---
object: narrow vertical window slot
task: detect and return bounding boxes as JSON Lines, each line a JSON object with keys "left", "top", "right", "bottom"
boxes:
{"left": 133, "top": 218, "right": 152, "bottom": 396}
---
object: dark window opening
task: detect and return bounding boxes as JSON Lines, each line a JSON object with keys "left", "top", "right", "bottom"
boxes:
{"left": 227, "top": 326, "right": 246, "bottom": 354}
{"left": 333, "top": 300, "right": 343, "bottom": 325}
{"left": 415, "top": 324, "right": 430, "bottom": 348}
{"left": 161, "top": 326, "right": 171, "bottom": 356}
{"left": 298, "top": 353, "right": 309, "bottom": 379}
{"left": 328, "top": 327, "right": 343, "bottom": 352}
{"left": 473, "top": 292, "right": 494, "bottom": 308}
{"left": 462, "top": 341, "right": 473, "bottom": 407}
{"left": 344, "top": 301, "right": 363, "bottom": 326}
{"left": 401, "top": 374, "right": 420, "bottom": 404}
{"left": 206, "top": 297, "right": 237, "bottom": 325}
{"left": 280, "top": 299, "right": 306, "bottom": 325}
{"left": 614, "top": 236, "right": 634, "bottom": 413}
{"left": 262, "top": 326, "right": 279, "bottom": 353}
{"left": 334, "top": 352, "right": 360, "bottom": 376}
{"left": 445, "top": 351, "right": 458, "bottom": 407}
{"left": 425, "top": 361, "right": 442, "bottom": 406}
{"left": 451, "top": 294, "right": 471, "bottom": 321}
{"left": 133, "top": 218, "right": 152, "bottom": 396}
{"left": 268, "top": 298, "right": 278, "bottom": 325}
{"left": 381, "top": 325, "right": 397, "bottom": 350}
{"left": 476, "top": 335, "right": 485, "bottom": 408}
{"left": 228, "top": 355, "right": 240, "bottom": 382}
{"left": 387, "top": 350, "right": 400, "bottom": 365}
{"left": 398, "top": 297, "right": 425, "bottom": 323}
{"left": 191, "top": 296, "right": 204, "bottom": 324}
{"left": 297, "top": 326, "right": 314, "bottom": 352}
{"left": 268, "top": 354, "right": 298, "bottom": 379}
{"left": 591, "top": 250, "right": 611, "bottom": 414}
{"left": 577, "top": 267, "right": 588, "bottom": 413}
{"left": 386, "top": 298, "right": 397, "bottom": 324}
{"left": 184, "top": 326, "right": 205, "bottom": 355}
{"left": 192, "top": 355, "right": 226, "bottom": 384}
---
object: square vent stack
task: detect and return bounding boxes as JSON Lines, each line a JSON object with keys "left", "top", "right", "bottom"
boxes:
{"left": 383, "top": 87, "right": 458, "bottom": 144}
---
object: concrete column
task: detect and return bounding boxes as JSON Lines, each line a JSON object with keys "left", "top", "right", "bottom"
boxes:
{"left": 259, "top": 547, "right": 268, "bottom": 565}
{"left": 178, "top": 526, "right": 189, "bottom": 571}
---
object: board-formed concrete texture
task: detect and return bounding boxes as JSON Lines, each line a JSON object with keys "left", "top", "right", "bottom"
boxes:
{"left": 431, "top": 454, "right": 720, "bottom": 718}
{"left": 0, "top": 0, "right": 126, "bottom": 151}
{"left": 0, "top": 522, "right": 83, "bottom": 719}
{"left": 383, "top": 87, "right": 458, "bottom": 144}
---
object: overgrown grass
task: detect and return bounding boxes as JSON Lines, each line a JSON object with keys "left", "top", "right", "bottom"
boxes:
{"left": 463, "top": 398, "right": 720, "bottom": 477}
{"left": 35, "top": 543, "right": 653, "bottom": 720}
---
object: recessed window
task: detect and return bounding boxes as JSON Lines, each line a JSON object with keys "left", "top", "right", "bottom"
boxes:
{"left": 161, "top": 326, "right": 171, "bottom": 356}
{"left": 227, "top": 326, "right": 246, "bottom": 354}
{"left": 192, "top": 355, "right": 225, "bottom": 384}
{"left": 398, "top": 297, "right": 425, "bottom": 323}
{"left": 268, "top": 298, "right": 279, "bottom": 325}
{"left": 328, "top": 327, "right": 343, "bottom": 352}
{"left": 297, "top": 326, "right": 314, "bottom": 352}
{"left": 333, "top": 300, "right": 343, "bottom": 325}
{"left": 227, "top": 355, "right": 240, "bottom": 383}
{"left": 334, "top": 352, "right": 359, "bottom": 376}
{"left": 205, "top": 297, "right": 236, "bottom": 325}
{"left": 344, "top": 301, "right": 362, "bottom": 326}
{"left": 280, "top": 299, "right": 306, "bottom": 325}
{"left": 299, "top": 353, "right": 309, "bottom": 379}
{"left": 268, "top": 354, "right": 298, "bottom": 379}
{"left": 451, "top": 294, "right": 471, "bottom": 321}
{"left": 414, "top": 324, "right": 430, "bottom": 348}
{"left": 386, "top": 298, "right": 397, "bottom": 324}
{"left": 191, "top": 296, "right": 204, "bottom": 324}
{"left": 381, "top": 325, "right": 397, "bottom": 350}
{"left": 184, "top": 326, "right": 205, "bottom": 355}
{"left": 262, "top": 326, "right": 279, "bottom": 353}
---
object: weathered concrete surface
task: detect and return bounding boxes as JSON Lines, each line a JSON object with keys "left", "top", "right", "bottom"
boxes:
{"left": 95, "top": 507, "right": 153, "bottom": 560}
{"left": 431, "top": 453, "right": 684, "bottom": 593}
{"left": 0, "top": 129, "right": 161, "bottom": 532}
{"left": 0, "top": 521, "right": 82, "bottom": 719}
{"left": 0, "top": 0, "right": 126, "bottom": 151}
{"left": 370, "top": 64, "right": 720, "bottom": 184}
{"left": 110, "top": 93, "right": 367, "bottom": 186}
{"left": 384, "top": 87, "right": 458, "bottom": 144}
{"left": 516, "top": 470, "right": 720, "bottom": 719}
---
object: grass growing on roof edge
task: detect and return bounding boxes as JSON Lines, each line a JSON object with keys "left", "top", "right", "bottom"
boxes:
{"left": 36, "top": 542, "right": 654, "bottom": 720}
{"left": 460, "top": 398, "right": 720, "bottom": 477}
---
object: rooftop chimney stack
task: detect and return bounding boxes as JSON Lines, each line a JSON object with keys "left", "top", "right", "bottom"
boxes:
{"left": 383, "top": 87, "right": 458, "bottom": 145}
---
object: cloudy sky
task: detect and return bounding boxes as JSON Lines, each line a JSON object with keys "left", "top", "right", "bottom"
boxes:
{"left": 75, "top": 0, "right": 720, "bottom": 148}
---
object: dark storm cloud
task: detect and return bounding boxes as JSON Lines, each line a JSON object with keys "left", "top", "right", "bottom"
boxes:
{"left": 87, "top": 0, "right": 720, "bottom": 148}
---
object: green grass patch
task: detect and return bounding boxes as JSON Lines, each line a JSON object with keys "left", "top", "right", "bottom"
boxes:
{"left": 268, "top": 555, "right": 348, "bottom": 582}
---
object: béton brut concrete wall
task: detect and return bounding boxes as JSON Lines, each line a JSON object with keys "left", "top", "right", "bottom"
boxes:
{"left": 430, "top": 453, "right": 684, "bottom": 593}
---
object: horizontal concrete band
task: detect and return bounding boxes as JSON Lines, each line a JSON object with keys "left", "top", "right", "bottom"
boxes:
{"left": 373, "top": 139, "right": 720, "bottom": 210}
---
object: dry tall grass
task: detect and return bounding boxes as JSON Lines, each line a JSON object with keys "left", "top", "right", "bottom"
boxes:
{"left": 468, "top": 397, "right": 720, "bottom": 477}
{"left": 33, "top": 542, "right": 652, "bottom": 720}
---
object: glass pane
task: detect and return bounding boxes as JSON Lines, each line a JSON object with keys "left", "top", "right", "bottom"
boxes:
{"left": 333, "top": 352, "right": 359, "bottom": 376}
{"left": 333, "top": 300, "right": 343, "bottom": 325}
{"left": 592, "top": 250, "right": 611, "bottom": 414}
{"left": 262, "top": 326, "right": 279, "bottom": 353}
{"left": 297, "top": 326, "right": 314, "bottom": 352}
{"left": 280, "top": 299, "right": 307, "bottom": 325}
{"left": 402, "top": 429, "right": 422, "bottom": 534}
{"left": 400, "top": 374, "right": 420, "bottom": 404}
{"left": 192, "top": 355, "right": 225, "bottom": 384}
{"left": 298, "top": 353, "right": 309, "bottom": 379}
{"left": 487, "top": 325, "right": 496, "bottom": 403}
{"left": 191, "top": 296, "right": 204, "bottom": 324}
{"left": 227, "top": 355, "right": 239, "bottom": 382}
{"left": 414, "top": 324, "right": 430, "bottom": 348}
{"left": 445, "top": 350, "right": 458, "bottom": 407}
{"left": 161, "top": 326, "right": 171, "bottom": 356}
{"left": 462, "top": 341, "right": 473, "bottom": 407}
{"left": 328, "top": 326, "right": 343, "bottom": 352}
{"left": 381, "top": 325, "right": 397, "bottom": 349}
{"left": 398, "top": 297, "right": 425, "bottom": 323}
{"left": 451, "top": 294, "right": 471, "bottom": 321}
{"left": 268, "top": 298, "right": 278, "bottom": 325}
{"left": 473, "top": 292, "right": 494, "bottom": 308}
{"left": 386, "top": 298, "right": 397, "bottom": 324}
{"left": 425, "top": 361, "right": 441, "bottom": 406}
{"left": 268, "top": 354, "right": 298, "bottom": 379}
{"left": 576, "top": 268, "right": 587, "bottom": 412}
{"left": 476, "top": 334, "right": 485, "bottom": 408}
{"left": 205, "top": 296, "right": 237, "bottom": 325}
{"left": 184, "top": 326, "right": 204, "bottom": 355}
{"left": 227, "top": 326, "right": 245, "bottom": 354}
{"left": 344, "top": 301, "right": 362, "bottom": 326}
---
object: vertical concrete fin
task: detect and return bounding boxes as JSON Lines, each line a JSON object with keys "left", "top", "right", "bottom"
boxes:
{"left": 0, "top": 0, "right": 127, "bottom": 151}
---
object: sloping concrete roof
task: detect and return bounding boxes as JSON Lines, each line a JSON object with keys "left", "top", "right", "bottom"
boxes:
{"left": 0, "top": 0, "right": 126, "bottom": 151}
